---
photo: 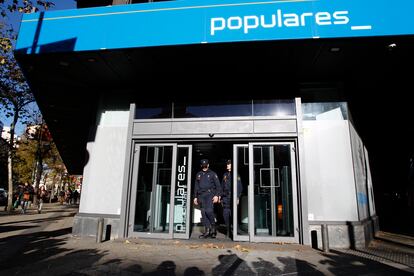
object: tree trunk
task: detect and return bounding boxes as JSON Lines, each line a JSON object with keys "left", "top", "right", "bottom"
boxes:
{"left": 6, "top": 147, "right": 13, "bottom": 211}
{"left": 50, "top": 171, "right": 58, "bottom": 203}
{"left": 33, "top": 152, "right": 42, "bottom": 207}
{"left": 33, "top": 123, "right": 44, "bottom": 206}
{"left": 6, "top": 110, "right": 18, "bottom": 212}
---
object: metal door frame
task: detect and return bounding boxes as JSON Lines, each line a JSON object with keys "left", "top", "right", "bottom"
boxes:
{"left": 248, "top": 141, "right": 299, "bottom": 243}
{"left": 128, "top": 143, "right": 177, "bottom": 239}
{"left": 233, "top": 144, "right": 249, "bottom": 242}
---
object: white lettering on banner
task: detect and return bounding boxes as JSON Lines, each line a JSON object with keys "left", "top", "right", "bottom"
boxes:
{"left": 210, "top": 9, "right": 350, "bottom": 35}
{"left": 175, "top": 155, "right": 187, "bottom": 233}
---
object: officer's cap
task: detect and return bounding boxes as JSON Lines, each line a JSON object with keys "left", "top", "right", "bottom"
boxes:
{"left": 226, "top": 159, "right": 232, "bottom": 165}
{"left": 200, "top": 159, "right": 209, "bottom": 165}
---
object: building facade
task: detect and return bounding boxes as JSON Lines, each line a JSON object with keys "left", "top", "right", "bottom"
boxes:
{"left": 15, "top": 0, "right": 414, "bottom": 248}
{"left": 71, "top": 99, "right": 377, "bottom": 248}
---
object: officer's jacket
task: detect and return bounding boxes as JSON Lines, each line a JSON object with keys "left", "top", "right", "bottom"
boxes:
{"left": 221, "top": 171, "right": 243, "bottom": 200}
{"left": 194, "top": 169, "right": 222, "bottom": 198}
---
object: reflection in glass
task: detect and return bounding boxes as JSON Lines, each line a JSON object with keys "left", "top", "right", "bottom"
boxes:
{"left": 301, "top": 102, "right": 348, "bottom": 120}
{"left": 135, "top": 103, "right": 172, "bottom": 119}
{"left": 236, "top": 146, "right": 249, "bottom": 236}
{"left": 174, "top": 101, "right": 252, "bottom": 118}
{"left": 253, "top": 100, "right": 296, "bottom": 116}
{"left": 253, "top": 145, "right": 293, "bottom": 237}
{"left": 134, "top": 146, "right": 173, "bottom": 233}
{"left": 135, "top": 99, "right": 299, "bottom": 119}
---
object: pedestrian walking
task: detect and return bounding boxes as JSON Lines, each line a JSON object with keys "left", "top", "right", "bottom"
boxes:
{"left": 21, "top": 182, "right": 31, "bottom": 214}
{"left": 37, "top": 185, "right": 48, "bottom": 214}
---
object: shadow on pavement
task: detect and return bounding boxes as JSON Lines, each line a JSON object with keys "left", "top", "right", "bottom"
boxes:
{"left": 212, "top": 250, "right": 254, "bottom": 275}
{"left": 1, "top": 202, "right": 412, "bottom": 276}
{"left": 75, "top": 259, "right": 207, "bottom": 276}
{"left": 210, "top": 248, "right": 412, "bottom": 275}
{"left": 256, "top": 256, "right": 324, "bottom": 275}
{"left": 183, "top": 266, "right": 205, "bottom": 276}
{"left": 142, "top": 260, "right": 177, "bottom": 276}
{"left": 0, "top": 224, "right": 38, "bottom": 233}
{"left": 354, "top": 240, "right": 414, "bottom": 268}
{"left": 320, "top": 249, "right": 413, "bottom": 275}
{"left": 0, "top": 213, "right": 77, "bottom": 227}
{"left": 0, "top": 227, "right": 108, "bottom": 275}
{"left": 212, "top": 249, "right": 323, "bottom": 276}
{"left": 0, "top": 205, "right": 78, "bottom": 217}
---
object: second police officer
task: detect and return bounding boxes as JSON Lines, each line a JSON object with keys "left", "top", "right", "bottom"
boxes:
{"left": 193, "top": 159, "right": 222, "bottom": 239}
{"left": 221, "top": 159, "right": 243, "bottom": 238}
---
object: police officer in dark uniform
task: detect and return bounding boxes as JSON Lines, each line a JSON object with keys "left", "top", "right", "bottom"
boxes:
{"left": 194, "top": 159, "right": 222, "bottom": 239}
{"left": 221, "top": 159, "right": 243, "bottom": 238}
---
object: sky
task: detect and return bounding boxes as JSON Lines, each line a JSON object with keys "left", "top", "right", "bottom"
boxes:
{"left": 5, "top": 0, "right": 76, "bottom": 33}
{"left": 0, "top": 0, "right": 76, "bottom": 135}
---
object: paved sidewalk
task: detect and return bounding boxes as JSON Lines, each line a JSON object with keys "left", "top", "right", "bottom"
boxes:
{"left": 0, "top": 203, "right": 413, "bottom": 275}
{"left": 376, "top": 231, "right": 414, "bottom": 247}
{"left": 348, "top": 231, "right": 414, "bottom": 268}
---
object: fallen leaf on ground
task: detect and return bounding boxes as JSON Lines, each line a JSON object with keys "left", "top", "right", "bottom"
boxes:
{"left": 234, "top": 244, "right": 249, "bottom": 252}
{"left": 202, "top": 243, "right": 220, "bottom": 249}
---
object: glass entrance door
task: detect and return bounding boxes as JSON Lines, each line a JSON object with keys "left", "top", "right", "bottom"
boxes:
{"left": 129, "top": 144, "right": 192, "bottom": 239}
{"left": 248, "top": 142, "right": 299, "bottom": 243}
{"left": 233, "top": 144, "right": 250, "bottom": 241}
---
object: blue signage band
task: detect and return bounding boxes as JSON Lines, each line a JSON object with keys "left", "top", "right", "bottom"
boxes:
{"left": 16, "top": 0, "right": 414, "bottom": 54}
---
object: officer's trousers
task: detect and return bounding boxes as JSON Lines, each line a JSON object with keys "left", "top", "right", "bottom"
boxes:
{"left": 222, "top": 197, "right": 231, "bottom": 227}
{"left": 199, "top": 192, "right": 216, "bottom": 228}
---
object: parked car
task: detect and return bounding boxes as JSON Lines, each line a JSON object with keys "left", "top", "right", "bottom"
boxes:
{"left": 0, "top": 188, "right": 7, "bottom": 206}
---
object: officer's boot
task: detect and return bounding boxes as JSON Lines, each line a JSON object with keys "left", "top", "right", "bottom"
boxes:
{"left": 210, "top": 224, "right": 217, "bottom": 239}
{"left": 199, "top": 227, "right": 210, "bottom": 239}
{"left": 226, "top": 224, "right": 231, "bottom": 239}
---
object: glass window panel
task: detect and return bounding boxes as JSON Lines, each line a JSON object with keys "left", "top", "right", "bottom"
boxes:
{"left": 174, "top": 101, "right": 252, "bottom": 118}
{"left": 135, "top": 103, "right": 172, "bottom": 119}
{"left": 134, "top": 146, "right": 173, "bottom": 233}
{"left": 302, "top": 102, "right": 348, "bottom": 120}
{"left": 253, "top": 100, "right": 296, "bottom": 116}
{"left": 236, "top": 146, "right": 249, "bottom": 236}
{"left": 253, "top": 145, "right": 294, "bottom": 237}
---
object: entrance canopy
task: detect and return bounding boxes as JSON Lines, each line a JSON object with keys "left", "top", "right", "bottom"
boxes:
{"left": 15, "top": 0, "right": 414, "bottom": 53}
